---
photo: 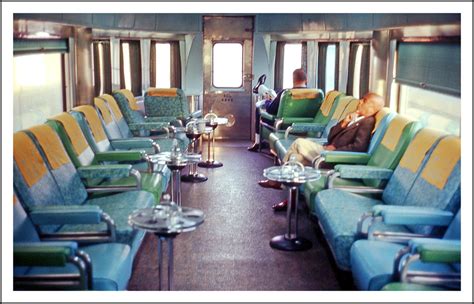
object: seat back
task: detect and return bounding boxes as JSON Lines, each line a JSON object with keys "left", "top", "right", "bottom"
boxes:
{"left": 401, "top": 136, "right": 461, "bottom": 235}
{"left": 72, "top": 105, "right": 113, "bottom": 153}
{"left": 320, "top": 97, "right": 359, "bottom": 138}
{"left": 27, "top": 124, "right": 89, "bottom": 205}
{"left": 367, "top": 108, "right": 396, "bottom": 154}
{"left": 382, "top": 128, "right": 448, "bottom": 206}
{"left": 312, "top": 90, "right": 344, "bottom": 125}
{"left": 112, "top": 89, "right": 146, "bottom": 125}
{"left": 144, "top": 88, "right": 189, "bottom": 118}
{"left": 94, "top": 97, "right": 124, "bottom": 140}
{"left": 97, "top": 94, "right": 134, "bottom": 138}
{"left": 46, "top": 113, "right": 96, "bottom": 167}
{"left": 14, "top": 193, "right": 41, "bottom": 243}
{"left": 276, "top": 88, "right": 324, "bottom": 118}
{"left": 364, "top": 115, "right": 422, "bottom": 187}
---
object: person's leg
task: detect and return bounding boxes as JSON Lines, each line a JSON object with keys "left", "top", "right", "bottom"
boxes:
{"left": 283, "top": 138, "right": 324, "bottom": 166}
{"left": 248, "top": 110, "right": 261, "bottom": 151}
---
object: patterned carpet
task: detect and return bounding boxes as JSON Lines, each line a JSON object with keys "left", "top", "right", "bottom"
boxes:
{"left": 128, "top": 140, "right": 349, "bottom": 291}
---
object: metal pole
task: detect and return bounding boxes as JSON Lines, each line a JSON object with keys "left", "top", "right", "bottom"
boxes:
{"left": 157, "top": 237, "right": 163, "bottom": 291}
{"left": 175, "top": 170, "right": 181, "bottom": 206}
{"left": 207, "top": 132, "right": 212, "bottom": 162}
{"left": 294, "top": 187, "right": 299, "bottom": 238}
{"left": 167, "top": 238, "right": 174, "bottom": 291}
{"left": 211, "top": 128, "right": 216, "bottom": 162}
{"left": 285, "top": 186, "right": 293, "bottom": 240}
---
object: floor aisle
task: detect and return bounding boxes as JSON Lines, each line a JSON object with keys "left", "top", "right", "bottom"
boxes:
{"left": 128, "top": 140, "right": 343, "bottom": 291}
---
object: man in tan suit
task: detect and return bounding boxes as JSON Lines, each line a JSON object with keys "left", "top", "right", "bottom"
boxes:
{"left": 259, "top": 92, "right": 385, "bottom": 211}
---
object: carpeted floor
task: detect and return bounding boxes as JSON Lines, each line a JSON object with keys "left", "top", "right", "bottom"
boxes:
{"left": 128, "top": 140, "right": 347, "bottom": 291}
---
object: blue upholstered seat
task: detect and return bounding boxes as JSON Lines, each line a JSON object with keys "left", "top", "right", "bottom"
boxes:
{"left": 313, "top": 133, "right": 461, "bottom": 270}
{"left": 351, "top": 211, "right": 460, "bottom": 290}
{"left": 13, "top": 196, "right": 132, "bottom": 290}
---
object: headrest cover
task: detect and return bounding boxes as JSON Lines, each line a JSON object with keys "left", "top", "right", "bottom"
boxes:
{"left": 147, "top": 88, "right": 178, "bottom": 97}
{"left": 118, "top": 89, "right": 139, "bottom": 110}
{"left": 399, "top": 128, "right": 446, "bottom": 173}
{"left": 320, "top": 91, "right": 341, "bottom": 117}
{"left": 94, "top": 97, "right": 113, "bottom": 124}
{"left": 333, "top": 96, "right": 357, "bottom": 121}
{"left": 100, "top": 94, "right": 123, "bottom": 120}
{"left": 290, "top": 89, "right": 319, "bottom": 100}
{"left": 380, "top": 115, "right": 414, "bottom": 152}
{"left": 50, "top": 113, "right": 89, "bottom": 156}
{"left": 14, "top": 132, "right": 47, "bottom": 187}
{"left": 73, "top": 106, "right": 107, "bottom": 143}
{"left": 421, "top": 136, "right": 460, "bottom": 190}
{"left": 372, "top": 107, "right": 390, "bottom": 134}
{"left": 29, "top": 125, "right": 71, "bottom": 170}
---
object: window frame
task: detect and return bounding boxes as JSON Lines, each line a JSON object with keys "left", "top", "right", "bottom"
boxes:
{"left": 317, "top": 42, "right": 340, "bottom": 94}
{"left": 346, "top": 41, "right": 371, "bottom": 99}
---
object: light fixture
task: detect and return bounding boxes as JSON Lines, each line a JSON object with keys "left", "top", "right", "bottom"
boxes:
{"left": 35, "top": 31, "right": 51, "bottom": 38}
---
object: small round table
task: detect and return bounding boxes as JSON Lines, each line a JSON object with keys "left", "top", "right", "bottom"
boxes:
{"left": 263, "top": 161, "right": 321, "bottom": 251}
{"left": 128, "top": 204, "right": 205, "bottom": 290}
{"left": 149, "top": 151, "right": 201, "bottom": 206}
{"left": 181, "top": 129, "right": 208, "bottom": 183}
{"left": 198, "top": 117, "right": 228, "bottom": 169}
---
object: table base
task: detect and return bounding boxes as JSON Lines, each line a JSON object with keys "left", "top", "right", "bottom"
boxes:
{"left": 181, "top": 173, "right": 208, "bottom": 183}
{"left": 269, "top": 234, "right": 312, "bottom": 251}
{"left": 197, "top": 160, "right": 223, "bottom": 168}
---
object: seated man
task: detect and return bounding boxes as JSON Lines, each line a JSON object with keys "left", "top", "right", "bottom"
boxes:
{"left": 258, "top": 92, "right": 385, "bottom": 211}
{"left": 248, "top": 68, "right": 308, "bottom": 152}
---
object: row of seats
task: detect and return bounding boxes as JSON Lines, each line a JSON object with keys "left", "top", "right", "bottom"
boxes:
{"left": 268, "top": 90, "right": 461, "bottom": 290}
{"left": 13, "top": 88, "right": 193, "bottom": 290}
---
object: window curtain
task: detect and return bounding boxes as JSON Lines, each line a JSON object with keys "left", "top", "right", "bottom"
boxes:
{"left": 93, "top": 41, "right": 112, "bottom": 96}
{"left": 301, "top": 41, "right": 308, "bottom": 77}
{"left": 120, "top": 40, "right": 142, "bottom": 96}
{"left": 140, "top": 39, "right": 151, "bottom": 93}
{"left": 359, "top": 44, "right": 370, "bottom": 98}
{"left": 395, "top": 42, "right": 460, "bottom": 96}
{"left": 110, "top": 38, "right": 121, "bottom": 91}
{"left": 150, "top": 42, "right": 156, "bottom": 88}
{"left": 93, "top": 42, "right": 101, "bottom": 96}
{"left": 346, "top": 43, "right": 358, "bottom": 96}
{"left": 273, "top": 41, "right": 285, "bottom": 91}
{"left": 170, "top": 41, "right": 182, "bottom": 88}
{"left": 317, "top": 44, "right": 328, "bottom": 93}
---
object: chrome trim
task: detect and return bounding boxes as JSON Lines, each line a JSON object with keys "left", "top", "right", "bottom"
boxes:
{"left": 67, "top": 255, "right": 88, "bottom": 290}
{"left": 356, "top": 212, "right": 374, "bottom": 238}
{"left": 130, "top": 169, "right": 142, "bottom": 190}
{"left": 312, "top": 155, "right": 325, "bottom": 169}
{"left": 332, "top": 186, "right": 384, "bottom": 194}
{"left": 101, "top": 212, "right": 117, "bottom": 242}
{"left": 274, "top": 119, "right": 284, "bottom": 131}
{"left": 327, "top": 172, "right": 340, "bottom": 188}
{"left": 393, "top": 246, "right": 411, "bottom": 281}
{"left": 370, "top": 231, "right": 434, "bottom": 244}
{"left": 152, "top": 142, "right": 161, "bottom": 154}
{"left": 76, "top": 250, "right": 93, "bottom": 290}
{"left": 284, "top": 126, "right": 294, "bottom": 139}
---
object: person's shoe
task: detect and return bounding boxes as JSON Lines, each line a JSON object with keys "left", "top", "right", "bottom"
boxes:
{"left": 258, "top": 179, "right": 282, "bottom": 190}
{"left": 272, "top": 199, "right": 289, "bottom": 211}
{"left": 247, "top": 142, "right": 260, "bottom": 152}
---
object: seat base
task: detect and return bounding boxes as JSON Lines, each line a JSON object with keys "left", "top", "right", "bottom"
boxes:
{"left": 198, "top": 160, "right": 223, "bottom": 168}
{"left": 270, "top": 234, "right": 312, "bottom": 251}
{"left": 181, "top": 173, "right": 208, "bottom": 183}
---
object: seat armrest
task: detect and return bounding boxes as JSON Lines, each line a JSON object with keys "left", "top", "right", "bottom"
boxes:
{"left": 291, "top": 122, "right": 326, "bottom": 134}
{"left": 14, "top": 242, "right": 78, "bottom": 267}
{"left": 320, "top": 151, "right": 371, "bottom": 165}
{"left": 281, "top": 117, "right": 315, "bottom": 124}
{"left": 29, "top": 205, "right": 104, "bottom": 225}
{"left": 144, "top": 116, "right": 177, "bottom": 123}
{"left": 372, "top": 205, "right": 453, "bottom": 226}
{"left": 94, "top": 150, "right": 146, "bottom": 162}
{"left": 260, "top": 111, "right": 276, "bottom": 122}
{"left": 189, "top": 110, "right": 202, "bottom": 119}
{"left": 128, "top": 122, "right": 169, "bottom": 131}
{"left": 409, "top": 239, "right": 460, "bottom": 263}
{"left": 78, "top": 164, "right": 135, "bottom": 179}
{"left": 334, "top": 165, "right": 393, "bottom": 180}
{"left": 110, "top": 138, "right": 154, "bottom": 150}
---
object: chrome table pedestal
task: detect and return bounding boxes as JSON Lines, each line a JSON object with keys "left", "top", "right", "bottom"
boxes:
{"left": 129, "top": 205, "right": 204, "bottom": 290}
{"left": 181, "top": 131, "right": 208, "bottom": 183}
{"left": 263, "top": 161, "right": 321, "bottom": 251}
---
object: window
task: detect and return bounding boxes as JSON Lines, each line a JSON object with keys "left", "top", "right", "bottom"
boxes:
{"left": 212, "top": 43, "right": 243, "bottom": 88}
{"left": 152, "top": 42, "right": 171, "bottom": 88}
{"left": 282, "top": 43, "right": 302, "bottom": 89}
{"left": 120, "top": 40, "right": 142, "bottom": 96}
{"left": 393, "top": 41, "right": 460, "bottom": 135}
{"left": 347, "top": 42, "right": 370, "bottom": 99}
{"left": 318, "top": 43, "right": 339, "bottom": 94}
{"left": 14, "top": 53, "right": 64, "bottom": 131}
{"left": 92, "top": 40, "right": 112, "bottom": 96}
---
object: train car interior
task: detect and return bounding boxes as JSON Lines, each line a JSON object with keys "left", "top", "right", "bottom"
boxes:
{"left": 2, "top": 1, "right": 472, "bottom": 302}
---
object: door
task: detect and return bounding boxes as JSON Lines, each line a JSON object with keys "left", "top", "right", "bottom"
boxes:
{"left": 203, "top": 16, "right": 254, "bottom": 139}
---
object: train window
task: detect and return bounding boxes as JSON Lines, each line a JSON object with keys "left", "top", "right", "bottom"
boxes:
{"left": 13, "top": 53, "right": 64, "bottom": 131}
{"left": 151, "top": 42, "right": 171, "bottom": 88}
{"left": 394, "top": 41, "right": 461, "bottom": 135}
{"left": 282, "top": 43, "right": 302, "bottom": 89}
{"left": 120, "top": 40, "right": 142, "bottom": 96}
{"left": 212, "top": 43, "right": 243, "bottom": 88}
{"left": 92, "top": 40, "right": 112, "bottom": 96}
{"left": 318, "top": 43, "right": 339, "bottom": 94}
{"left": 347, "top": 42, "right": 370, "bottom": 98}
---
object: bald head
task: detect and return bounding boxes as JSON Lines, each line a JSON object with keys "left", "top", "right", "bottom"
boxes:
{"left": 358, "top": 92, "right": 385, "bottom": 117}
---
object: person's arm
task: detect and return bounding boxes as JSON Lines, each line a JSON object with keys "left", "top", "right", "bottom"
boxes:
{"left": 265, "top": 90, "right": 284, "bottom": 115}
{"left": 335, "top": 117, "right": 375, "bottom": 152}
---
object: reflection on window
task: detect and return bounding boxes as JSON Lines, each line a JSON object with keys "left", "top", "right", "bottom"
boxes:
{"left": 352, "top": 44, "right": 364, "bottom": 99}
{"left": 397, "top": 84, "right": 460, "bottom": 135}
{"left": 213, "top": 43, "right": 243, "bottom": 88}
{"left": 14, "top": 53, "right": 63, "bottom": 131}
{"left": 283, "top": 43, "right": 302, "bottom": 89}
{"left": 325, "top": 44, "right": 337, "bottom": 93}
{"left": 122, "top": 42, "right": 132, "bottom": 91}
{"left": 155, "top": 43, "right": 171, "bottom": 88}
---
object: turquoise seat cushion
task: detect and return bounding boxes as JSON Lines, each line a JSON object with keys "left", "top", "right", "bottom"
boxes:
{"left": 314, "top": 189, "right": 409, "bottom": 270}
{"left": 351, "top": 240, "right": 458, "bottom": 290}
{"left": 269, "top": 132, "right": 287, "bottom": 152}
{"left": 57, "top": 191, "right": 154, "bottom": 258}
{"left": 26, "top": 243, "right": 132, "bottom": 290}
